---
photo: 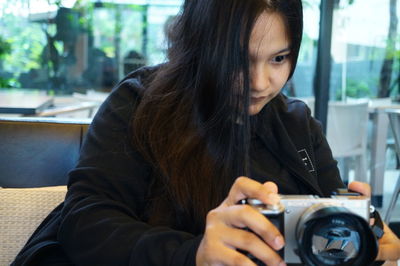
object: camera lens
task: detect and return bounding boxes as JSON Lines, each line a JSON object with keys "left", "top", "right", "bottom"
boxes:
{"left": 296, "top": 205, "right": 378, "bottom": 266}
{"left": 310, "top": 222, "right": 360, "bottom": 263}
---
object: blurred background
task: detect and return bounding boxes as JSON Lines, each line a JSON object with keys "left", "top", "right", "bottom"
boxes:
{"left": 0, "top": 0, "right": 399, "bottom": 234}
{"left": 0, "top": 0, "right": 397, "bottom": 99}
{"left": 0, "top": 0, "right": 181, "bottom": 93}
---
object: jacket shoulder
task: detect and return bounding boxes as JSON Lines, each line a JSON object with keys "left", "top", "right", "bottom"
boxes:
{"left": 114, "top": 64, "right": 161, "bottom": 97}
{"left": 285, "top": 97, "right": 311, "bottom": 113}
{"left": 275, "top": 95, "right": 313, "bottom": 120}
{"left": 273, "top": 95, "right": 322, "bottom": 145}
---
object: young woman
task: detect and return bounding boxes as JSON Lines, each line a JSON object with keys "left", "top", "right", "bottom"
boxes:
{"left": 13, "top": 0, "right": 400, "bottom": 265}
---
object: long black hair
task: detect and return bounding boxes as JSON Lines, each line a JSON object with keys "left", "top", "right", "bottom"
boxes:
{"left": 133, "top": 0, "right": 303, "bottom": 229}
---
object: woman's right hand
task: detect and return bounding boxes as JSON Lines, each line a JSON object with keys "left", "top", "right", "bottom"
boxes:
{"left": 196, "top": 176, "right": 286, "bottom": 266}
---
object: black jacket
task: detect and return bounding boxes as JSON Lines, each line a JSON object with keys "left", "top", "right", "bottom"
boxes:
{"left": 13, "top": 66, "right": 344, "bottom": 266}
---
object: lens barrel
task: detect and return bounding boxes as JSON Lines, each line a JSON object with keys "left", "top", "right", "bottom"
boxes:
{"left": 296, "top": 205, "right": 378, "bottom": 266}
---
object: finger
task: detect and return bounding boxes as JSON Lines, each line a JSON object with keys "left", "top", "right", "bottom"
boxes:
{"left": 380, "top": 261, "right": 397, "bottom": 266}
{"left": 204, "top": 242, "right": 258, "bottom": 266}
{"left": 348, "top": 181, "right": 371, "bottom": 197}
{"left": 376, "top": 224, "right": 400, "bottom": 261}
{"left": 222, "top": 204, "right": 284, "bottom": 250}
{"left": 225, "top": 177, "right": 280, "bottom": 206}
{"left": 263, "top": 181, "right": 278, "bottom": 194}
{"left": 376, "top": 243, "right": 400, "bottom": 261}
{"left": 220, "top": 227, "right": 285, "bottom": 266}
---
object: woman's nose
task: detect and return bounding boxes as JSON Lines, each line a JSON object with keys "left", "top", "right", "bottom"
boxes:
{"left": 251, "top": 66, "right": 270, "bottom": 92}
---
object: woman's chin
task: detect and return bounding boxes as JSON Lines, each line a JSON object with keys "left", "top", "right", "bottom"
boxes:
{"left": 249, "top": 105, "right": 262, "bottom": 116}
{"left": 249, "top": 97, "right": 270, "bottom": 115}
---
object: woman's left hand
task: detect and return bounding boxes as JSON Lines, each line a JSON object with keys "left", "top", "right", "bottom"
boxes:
{"left": 348, "top": 181, "right": 400, "bottom": 262}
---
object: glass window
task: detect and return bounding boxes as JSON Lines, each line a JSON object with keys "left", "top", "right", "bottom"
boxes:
{"left": 0, "top": 0, "right": 182, "bottom": 119}
{"left": 288, "top": 0, "right": 321, "bottom": 98}
{"left": 331, "top": 0, "right": 399, "bottom": 101}
{"left": 330, "top": 0, "right": 400, "bottom": 216}
{"left": 0, "top": 0, "right": 182, "bottom": 95}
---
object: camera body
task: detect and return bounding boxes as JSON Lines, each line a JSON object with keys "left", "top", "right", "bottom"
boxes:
{"left": 247, "top": 194, "right": 373, "bottom": 265}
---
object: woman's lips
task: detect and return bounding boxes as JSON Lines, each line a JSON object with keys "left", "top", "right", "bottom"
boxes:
{"left": 251, "top": 96, "right": 267, "bottom": 104}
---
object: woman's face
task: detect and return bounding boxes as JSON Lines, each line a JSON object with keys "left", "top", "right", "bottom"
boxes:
{"left": 248, "top": 11, "right": 291, "bottom": 115}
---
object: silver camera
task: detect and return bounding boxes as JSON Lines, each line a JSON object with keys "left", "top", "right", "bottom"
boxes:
{"left": 246, "top": 193, "right": 378, "bottom": 265}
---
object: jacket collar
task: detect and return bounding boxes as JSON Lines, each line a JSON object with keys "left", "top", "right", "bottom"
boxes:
{"left": 254, "top": 100, "right": 323, "bottom": 196}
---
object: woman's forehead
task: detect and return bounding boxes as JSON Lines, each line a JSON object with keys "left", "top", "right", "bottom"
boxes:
{"left": 249, "top": 11, "right": 290, "bottom": 55}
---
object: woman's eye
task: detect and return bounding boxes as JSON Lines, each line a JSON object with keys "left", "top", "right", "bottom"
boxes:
{"left": 272, "top": 55, "right": 287, "bottom": 63}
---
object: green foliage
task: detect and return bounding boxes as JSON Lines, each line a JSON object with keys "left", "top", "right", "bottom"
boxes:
{"left": 73, "top": 0, "right": 95, "bottom": 32}
{"left": 0, "top": 77, "right": 19, "bottom": 88}
{"left": 389, "top": 50, "right": 400, "bottom": 96}
{"left": 336, "top": 79, "right": 371, "bottom": 100}
{"left": 2, "top": 14, "right": 45, "bottom": 74}
{"left": 384, "top": 35, "right": 400, "bottom": 60}
{"left": 0, "top": 36, "right": 12, "bottom": 59}
{"left": 0, "top": 77, "right": 11, "bottom": 88}
{"left": 47, "top": 0, "right": 62, "bottom": 7}
{"left": 340, "top": 0, "right": 356, "bottom": 6}
{"left": 346, "top": 79, "right": 371, "bottom": 98}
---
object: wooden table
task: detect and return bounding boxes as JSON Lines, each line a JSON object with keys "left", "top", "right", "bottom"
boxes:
{"left": 0, "top": 89, "right": 101, "bottom": 118}
{"left": 0, "top": 90, "right": 53, "bottom": 115}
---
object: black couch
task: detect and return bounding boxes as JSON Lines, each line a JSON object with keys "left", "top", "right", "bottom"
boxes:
{"left": 1, "top": 116, "right": 399, "bottom": 238}
{"left": 0, "top": 117, "right": 90, "bottom": 187}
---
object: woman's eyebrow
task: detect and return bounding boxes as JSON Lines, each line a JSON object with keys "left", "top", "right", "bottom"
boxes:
{"left": 274, "top": 47, "right": 291, "bottom": 55}
{"left": 248, "top": 47, "right": 291, "bottom": 60}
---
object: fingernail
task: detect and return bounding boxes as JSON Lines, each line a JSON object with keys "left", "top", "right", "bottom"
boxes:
{"left": 279, "top": 261, "right": 287, "bottom": 266}
{"left": 269, "top": 194, "right": 280, "bottom": 204}
{"left": 274, "top": 235, "right": 285, "bottom": 250}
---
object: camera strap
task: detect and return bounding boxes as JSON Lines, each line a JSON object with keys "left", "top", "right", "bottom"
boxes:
{"left": 370, "top": 209, "right": 384, "bottom": 239}
{"left": 370, "top": 210, "right": 385, "bottom": 266}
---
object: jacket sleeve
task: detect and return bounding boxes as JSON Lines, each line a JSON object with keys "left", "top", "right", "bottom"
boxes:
{"left": 307, "top": 108, "right": 345, "bottom": 196}
{"left": 58, "top": 73, "right": 202, "bottom": 265}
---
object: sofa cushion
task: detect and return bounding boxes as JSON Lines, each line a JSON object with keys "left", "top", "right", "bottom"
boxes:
{"left": 0, "top": 186, "right": 67, "bottom": 265}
